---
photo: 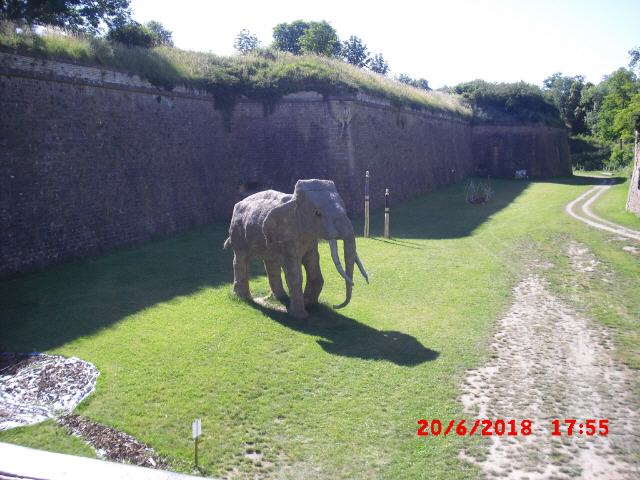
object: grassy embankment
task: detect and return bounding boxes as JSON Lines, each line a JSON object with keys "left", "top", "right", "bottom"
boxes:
{"left": 1, "top": 176, "right": 639, "bottom": 479}
{"left": 0, "top": 22, "right": 468, "bottom": 116}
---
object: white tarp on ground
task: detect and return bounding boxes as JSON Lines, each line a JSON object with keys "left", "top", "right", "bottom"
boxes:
{"left": 0, "top": 353, "right": 99, "bottom": 430}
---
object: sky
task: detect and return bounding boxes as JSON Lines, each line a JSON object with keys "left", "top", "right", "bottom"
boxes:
{"left": 130, "top": 0, "right": 639, "bottom": 88}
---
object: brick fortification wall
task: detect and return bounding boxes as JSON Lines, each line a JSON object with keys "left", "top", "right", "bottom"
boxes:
{"left": 472, "top": 125, "right": 571, "bottom": 178}
{"left": 627, "top": 133, "right": 640, "bottom": 216}
{"left": 0, "top": 53, "right": 570, "bottom": 276}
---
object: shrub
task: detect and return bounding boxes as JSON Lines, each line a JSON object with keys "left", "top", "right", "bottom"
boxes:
{"left": 570, "top": 135, "right": 610, "bottom": 171}
{"left": 106, "top": 22, "right": 155, "bottom": 48}
{"left": 466, "top": 177, "right": 494, "bottom": 204}
{"left": 605, "top": 143, "right": 635, "bottom": 171}
{"left": 454, "top": 80, "right": 563, "bottom": 126}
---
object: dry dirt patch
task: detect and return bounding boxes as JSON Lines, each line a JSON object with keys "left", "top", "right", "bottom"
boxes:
{"left": 460, "top": 272, "right": 640, "bottom": 479}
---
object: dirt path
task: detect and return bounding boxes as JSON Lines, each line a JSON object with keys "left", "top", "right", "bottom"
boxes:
{"left": 459, "top": 239, "right": 640, "bottom": 479}
{"left": 565, "top": 180, "right": 640, "bottom": 242}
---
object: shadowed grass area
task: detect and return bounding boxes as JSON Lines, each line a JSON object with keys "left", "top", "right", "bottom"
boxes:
{"left": 1, "top": 178, "right": 638, "bottom": 478}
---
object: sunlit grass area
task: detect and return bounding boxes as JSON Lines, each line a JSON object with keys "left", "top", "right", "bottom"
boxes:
{"left": 592, "top": 177, "right": 640, "bottom": 231}
{"left": 2, "top": 178, "right": 638, "bottom": 478}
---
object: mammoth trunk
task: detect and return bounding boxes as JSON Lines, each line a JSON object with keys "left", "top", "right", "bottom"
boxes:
{"left": 330, "top": 237, "right": 356, "bottom": 309}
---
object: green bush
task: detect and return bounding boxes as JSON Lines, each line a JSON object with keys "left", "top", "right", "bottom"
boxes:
{"left": 605, "top": 143, "right": 635, "bottom": 171}
{"left": 569, "top": 135, "right": 610, "bottom": 171}
{"left": 106, "top": 22, "right": 156, "bottom": 48}
{"left": 453, "top": 80, "right": 563, "bottom": 126}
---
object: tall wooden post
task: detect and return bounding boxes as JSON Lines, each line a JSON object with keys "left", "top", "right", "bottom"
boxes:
{"left": 384, "top": 188, "right": 390, "bottom": 239}
{"left": 364, "top": 171, "right": 370, "bottom": 238}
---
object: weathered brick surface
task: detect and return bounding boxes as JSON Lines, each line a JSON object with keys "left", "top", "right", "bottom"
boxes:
{"left": 472, "top": 124, "right": 572, "bottom": 178}
{"left": 0, "top": 54, "right": 571, "bottom": 276}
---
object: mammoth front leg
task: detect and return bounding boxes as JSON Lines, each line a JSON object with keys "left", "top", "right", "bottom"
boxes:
{"left": 283, "top": 256, "right": 308, "bottom": 318}
{"left": 264, "top": 259, "right": 287, "bottom": 302}
{"left": 232, "top": 251, "right": 251, "bottom": 300}
{"left": 303, "top": 244, "right": 324, "bottom": 306}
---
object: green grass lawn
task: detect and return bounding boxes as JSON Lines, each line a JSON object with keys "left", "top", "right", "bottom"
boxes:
{"left": 1, "top": 176, "right": 638, "bottom": 479}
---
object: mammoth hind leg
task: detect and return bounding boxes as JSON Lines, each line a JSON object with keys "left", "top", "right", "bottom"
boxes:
{"left": 264, "top": 259, "right": 287, "bottom": 302}
{"left": 302, "top": 246, "right": 324, "bottom": 306}
{"left": 232, "top": 251, "right": 251, "bottom": 300}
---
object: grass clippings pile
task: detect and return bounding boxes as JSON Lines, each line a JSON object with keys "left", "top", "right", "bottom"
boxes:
{"left": 58, "top": 414, "right": 169, "bottom": 469}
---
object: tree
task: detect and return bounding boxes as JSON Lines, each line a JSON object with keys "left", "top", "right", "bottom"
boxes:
{"left": 298, "top": 21, "right": 340, "bottom": 57}
{"left": 106, "top": 21, "right": 155, "bottom": 48}
{"left": 369, "top": 53, "right": 389, "bottom": 75}
{"left": 413, "top": 78, "right": 430, "bottom": 91}
{"left": 542, "top": 73, "right": 588, "bottom": 134}
{"left": 595, "top": 68, "right": 639, "bottom": 142}
{"left": 629, "top": 46, "right": 640, "bottom": 73}
{"left": 1, "top": 0, "right": 131, "bottom": 34}
{"left": 395, "top": 74, "right": 430, "bottom": 91}
{"left": 272, "top": 20, "right": 309, "bottom": 54}
{"left": 341, "top": 35, "right": 369, "bottom": 68}
{"left": 397, "top": 73, "right": 413, "bottom": 85}
{"left": 145, "top": 20, "right": 173, "bottom": 46}
{"left": 234, "top": 29, "right": 260, "bottom": 54}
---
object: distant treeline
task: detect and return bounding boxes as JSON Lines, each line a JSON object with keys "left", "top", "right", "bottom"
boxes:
{"left": 538, "top": 63, "right": 640, "bottom": 171}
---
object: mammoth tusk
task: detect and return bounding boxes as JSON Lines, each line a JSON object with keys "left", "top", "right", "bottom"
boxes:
{"left": 329, "top": 239, "right": 353, "bottom": 286}
{"left": 333, "top": 298, "right": 350, "bottom": 309}
{"left": 355, "top": 254, "right": 369, "bottom": 284}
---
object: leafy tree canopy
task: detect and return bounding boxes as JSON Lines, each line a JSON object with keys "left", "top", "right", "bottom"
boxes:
{"left": 106, "top": 20, "right": 172, "bottom": 48}
{"left": 341, "top": 35, "right": 369, "bottom": 67}
{"left": 1, "top": 0, "right": 131, "bottom": 34}
{"left": 369, "top": 53, "right": 389, "bottom": 75}
{"left": 298, "top": 20, "right": 340, "bottom": 57}
{"left": 594, "top": 68, "right": 639, "bottom": 142}
{"left": 629, "top": 46, "right": 640, "bottom": 73}
{"left": 272, "top": 20, "right": 309, "bottom": 54}
{"left": 145, "top": 20, "right": 172, "bottom": 46}
{"left": 542, "top": 73, "right": 588, "bottom": 134}
{"left": 454, "top": 80, "right": 562, "bottom": 125}
{"left": 234, "top": 29, "right": 260, "bottom": 54}
{"left": 396, "top": 74, "right": 430, "bottom": 91}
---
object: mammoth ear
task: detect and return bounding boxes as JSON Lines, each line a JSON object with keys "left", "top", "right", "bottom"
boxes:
{"left": 262, "top": 199, "right": 298, "bottom": 246}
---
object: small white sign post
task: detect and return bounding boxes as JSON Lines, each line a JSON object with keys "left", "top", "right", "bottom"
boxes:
{"left": 383, "top": 188, "right": 390, "bottom": 239}
{"left": 364, "top": 171, "right": 370, "bottom": 238}
{"left": 192, "top": 418, "right": 202, "bottom": 467}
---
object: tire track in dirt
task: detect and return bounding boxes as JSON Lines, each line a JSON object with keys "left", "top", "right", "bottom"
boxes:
{"left": 566, "top": 181, "right": 640, "bottom": 242}
{"left": 459, "top": 247, "right": 640, "bottom": 478}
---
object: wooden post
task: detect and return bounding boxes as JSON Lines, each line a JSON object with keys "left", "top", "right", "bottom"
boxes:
{"left": 364, "top": 171, "right": 370, "bottom": 238}
{"left": 383, "top": 188, "right": 390, "bottom": 239}
{"left": 195, "top": 436, "right": 199, "bottom": 468}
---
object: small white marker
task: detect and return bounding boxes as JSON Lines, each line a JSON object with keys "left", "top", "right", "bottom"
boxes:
{"left": 192, "top": 418, "right": 202, "bottom": 467}
{"left": 192, "top": 418, "right": 202, "bottom": 439}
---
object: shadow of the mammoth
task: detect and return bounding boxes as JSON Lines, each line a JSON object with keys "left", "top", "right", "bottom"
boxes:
{"left": 249, "top": 301, "right": 439, "bottom": 367}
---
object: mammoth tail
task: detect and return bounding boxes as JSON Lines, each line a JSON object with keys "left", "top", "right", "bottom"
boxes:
{"left": 223, "top": 237, "right": 231, "bottom": 249}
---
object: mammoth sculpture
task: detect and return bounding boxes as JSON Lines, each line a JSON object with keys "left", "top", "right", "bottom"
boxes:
{"left": 224, "top": 179, "right": 368, "bottom": 318}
